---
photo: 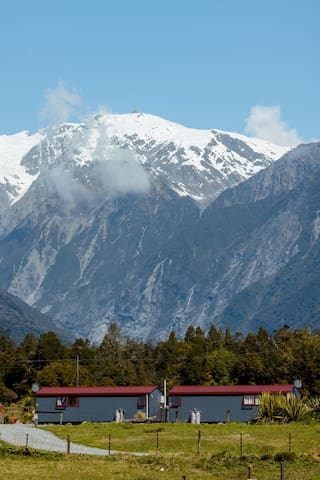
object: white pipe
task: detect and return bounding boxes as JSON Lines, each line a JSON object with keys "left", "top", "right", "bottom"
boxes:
{"left": 146, "top": 394, "right": 149, "bottom": 419}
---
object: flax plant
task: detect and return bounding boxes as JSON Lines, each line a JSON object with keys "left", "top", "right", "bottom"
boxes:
{"left": 279, "top": 393, "right": 310, "bottom": 422}
{"left": 255, "top": 392, "right": 310, "bottom": 423}
{"left": 254, "top": 392, "right": 284, "bottom": 423}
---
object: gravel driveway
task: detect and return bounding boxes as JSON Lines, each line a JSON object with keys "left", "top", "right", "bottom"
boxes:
{"left": 0, "top": 424, "right": 143, "bottom": 456}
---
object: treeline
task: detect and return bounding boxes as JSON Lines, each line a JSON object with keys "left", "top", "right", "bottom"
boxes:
{"left": 0, "top": 323, "right": 319, "bottom": 402}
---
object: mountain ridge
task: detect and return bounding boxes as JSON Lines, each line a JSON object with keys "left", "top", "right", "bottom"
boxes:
{"left": 1, "top": 112, "right": 318, "bottom": 343}
{"left": 0, "top": 289, "right": 67, "bottom": 343}
{"left": 0, "top": 112, "right": 289, "bottom": 209}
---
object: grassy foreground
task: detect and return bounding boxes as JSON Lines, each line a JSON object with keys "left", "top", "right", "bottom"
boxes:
{"left": 1, "top": 422, "right": 320, "bottom": 479}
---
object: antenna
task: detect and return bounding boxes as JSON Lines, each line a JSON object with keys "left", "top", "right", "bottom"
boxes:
{"left": 294, "top": 379, "right": 302, "bottom": 389}
{"left": 31, "top": 383, "right": 39, "bottom": 393}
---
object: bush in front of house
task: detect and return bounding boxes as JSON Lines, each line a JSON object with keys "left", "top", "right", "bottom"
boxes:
{"left": 254, "top": 392, "right": 310, "bottom": 423}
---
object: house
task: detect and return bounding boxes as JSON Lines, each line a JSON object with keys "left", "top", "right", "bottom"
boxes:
{"left": 35, "top": 385, "right": 162, "bottom": 424}
{"left": 168, "top": 384, "right": 297, "bottom": 423}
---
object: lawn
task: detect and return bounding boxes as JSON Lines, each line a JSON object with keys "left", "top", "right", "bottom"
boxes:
{"left": 0, "top": 422, "right": 320, "bottom": 479}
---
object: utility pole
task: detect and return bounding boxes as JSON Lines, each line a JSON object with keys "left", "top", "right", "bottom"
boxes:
{"left": 163, "top": 379, "right": 167, "bottom": 422}
{"left": 76, "top": 355, "right": 79, "bottom": 387}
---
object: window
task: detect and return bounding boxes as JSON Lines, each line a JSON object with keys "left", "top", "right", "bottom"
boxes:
{"left": 170, "top": 395, "right": 181, "bottom": 408}
{"left": 56, "top": 396, "right": 67, "bottom": 408}
{"left": 56, "top": 396, "right": 79, "bottom": 408}
{"left": 137, "top": 395, "right": 145, "bottom": 409}
{"left": 69, "top": 396, "right": 79, "bottom": 407}
{"left": 242, "top": 395, "right": 260, "bottom": 407}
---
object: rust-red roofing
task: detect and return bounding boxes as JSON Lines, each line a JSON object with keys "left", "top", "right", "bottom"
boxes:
{"left": 169, "top": 384, "right": 294, "bottom": 396}
{"left": 36, "top": 386, "right": 159, "bottom": 397}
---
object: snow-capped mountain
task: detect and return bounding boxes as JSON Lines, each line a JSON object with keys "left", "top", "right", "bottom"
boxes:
{"left": 0, "top": 112, "right": 288, "bottom": 210}
{"left": 0, "top": 112, "right": 303, "bottom": 343}
{"left": 0, "top": 130, "right": 41, "bottom": 210}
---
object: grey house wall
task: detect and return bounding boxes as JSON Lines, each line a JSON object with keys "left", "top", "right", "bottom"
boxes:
{"left": 169, "top": 395, "right": 259, "bottom": 423}
{"left": 36, "top": 389, "right": 162, "bottom": 424}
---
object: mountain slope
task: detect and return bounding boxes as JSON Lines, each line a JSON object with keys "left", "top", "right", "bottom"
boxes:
{"left": 163, "top": 142, "right": 320, "bottom": 336}
{"left": 0, "top": 289, "right": 66, "bottom": 343}
{"left": 0, "top": 112, "right": 288, "bottom": 210}
{"left": 3, "top": 113, "right": 318, "bottom": 343}
{"left": 0, "top": 130, "right": 41, "bottom": 211}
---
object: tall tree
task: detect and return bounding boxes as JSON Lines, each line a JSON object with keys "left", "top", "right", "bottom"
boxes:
{"left": 34, "top": 331, "right": 65, "bottom": 368}
{"left": 94, "top": 323, "right": 126, "bottom": 385}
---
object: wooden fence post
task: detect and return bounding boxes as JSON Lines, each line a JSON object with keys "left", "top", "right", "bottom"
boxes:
{"left": 67, "top": 434, "right": 71, "bottom": 455}
{"left": 197, "top": 430, "right": 201, "bottom": 455}
{"left": 247, "top": 464, "right": 257, "bottom": 479}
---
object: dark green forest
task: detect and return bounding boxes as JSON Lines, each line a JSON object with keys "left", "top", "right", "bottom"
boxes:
{"left": 0, "top": 323, "right": 319, "bottom": 403}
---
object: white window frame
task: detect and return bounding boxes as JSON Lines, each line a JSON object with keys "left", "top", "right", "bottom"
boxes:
{"left": 242, "top": 394, "right": 260, "bottom": 406}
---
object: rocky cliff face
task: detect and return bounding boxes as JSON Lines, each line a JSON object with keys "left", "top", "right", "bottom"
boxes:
{"left": 149, "top": 142, "right": 320, "bottom": 338}
{"left": 2, "top": 114, "right": 318, "bottom": 342}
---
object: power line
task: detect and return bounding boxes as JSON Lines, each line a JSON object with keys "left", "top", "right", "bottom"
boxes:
{"left": 0, "top": 357, "right": 85, "bottom": 366}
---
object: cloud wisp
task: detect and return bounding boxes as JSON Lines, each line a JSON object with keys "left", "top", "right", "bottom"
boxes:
{"left": 39, "top": 81, "right": 83, "bottom": 126}
{"left": 38, "top": 83, "right": 150, "bottom": 206}
{"left": 44, "top": 150, "right": 151, "bottom": 208}
{"left": 244, "top": 105, "right": 302, "bottom": 147}
{"left": 42, "top": 115, "right": 150, "bottom": 207}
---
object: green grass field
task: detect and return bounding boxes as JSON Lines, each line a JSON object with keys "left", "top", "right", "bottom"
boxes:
{"left": 1, "top": 422, "right": 320, "bottom": 479}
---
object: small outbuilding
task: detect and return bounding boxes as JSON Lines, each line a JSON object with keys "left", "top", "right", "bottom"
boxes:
{"left": 35, "top": 385, "right": 162, "bottom": 424}
{"left": 168, "top": 384, "right": 296, "bottom": 423}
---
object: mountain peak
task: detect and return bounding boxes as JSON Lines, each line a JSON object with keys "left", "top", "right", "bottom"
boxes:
{"left": 0, "top": 115, "right": 317, "bottom": 343}
{"left": 0, "top": 112, "right": 290, "bottom": 210}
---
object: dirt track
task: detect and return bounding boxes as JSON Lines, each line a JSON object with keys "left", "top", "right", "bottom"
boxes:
{"left": 0, "top": 423, "right": 117, "bottom": 455}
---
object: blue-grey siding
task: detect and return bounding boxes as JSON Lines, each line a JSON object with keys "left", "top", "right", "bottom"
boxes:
{"left": 169, "top": 395, "right": 258, "bottom": 423}
{"left": 36, "top": 389, "right": 162, "bottom": 424}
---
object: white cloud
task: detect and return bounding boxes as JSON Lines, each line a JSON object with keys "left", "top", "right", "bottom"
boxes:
{"left": 44, "top": 149, "right": 150, "bottom": 208}
{"left": 94, "top": 149, "right": 151, "bottom": 198}
{"left": 42, "top": 117, "right": 150, "bottom": 207}
{"left": 244, "top": 105, "right": 302, "bottom": 147}
{"left": 38, "top": 86, "right": 150, "bottom": 205}
{"left": 40, "top": 81, "right": 82, "bottom": 125}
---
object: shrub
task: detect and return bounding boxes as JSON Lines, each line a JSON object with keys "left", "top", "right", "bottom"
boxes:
{"left": 279, "top": 393, "right": 310, "bottom": 422}
{"left": 254, "top": 392, "right": 283, "bottom": 423}
{"left": 307, "top": 397, "right": 320, "bottom": 419}
{"left": 0, "top": 386, "right": 18, "bottom": 403}
{"left": 274, "top": 451, "right": 297, "bottom": 462}
{"left": 255, "top": 392, "right": 310, "bottom": 423}
{"left": 134, "top": 411, "right": 146, "bottom": 420}
{"left": 261, "top": 453, "right": 273, "bottom": 460}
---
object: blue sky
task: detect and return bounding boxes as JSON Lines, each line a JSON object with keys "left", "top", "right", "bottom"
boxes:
{"left": 0, "top": 0, "right": 318, "bottom": 145}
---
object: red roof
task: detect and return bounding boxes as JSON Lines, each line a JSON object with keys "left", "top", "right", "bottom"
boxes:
{"left": 36, "top": 386, "right": 159, "bottom": 397}
{"left": 169, "top": 384, "right": 294, "bottom": 396}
